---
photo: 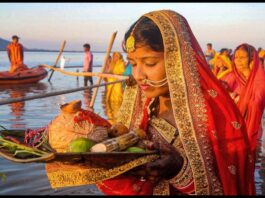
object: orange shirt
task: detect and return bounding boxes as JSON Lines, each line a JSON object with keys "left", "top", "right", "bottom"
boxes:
{"left": 6, "top": 42, "right": 27, "bottom": 73}
{"left": 7, "top": 42, "right": 24, "bottom": 65}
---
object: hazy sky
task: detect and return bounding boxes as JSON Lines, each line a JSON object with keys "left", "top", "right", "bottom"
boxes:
{"left": 0, "top": 3, "right": 264, "bottom": 51}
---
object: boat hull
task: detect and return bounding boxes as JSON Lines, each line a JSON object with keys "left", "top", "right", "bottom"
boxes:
{"left": 0, "top": 66, "right": 48, "bottom": 84}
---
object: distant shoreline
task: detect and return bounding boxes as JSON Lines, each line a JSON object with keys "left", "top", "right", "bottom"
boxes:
{"left": 0, "top": 50, "right": 110, "bottom": 53}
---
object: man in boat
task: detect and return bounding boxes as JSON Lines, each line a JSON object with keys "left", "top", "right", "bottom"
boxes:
{"left": 6, "top": 35, "right": 28, "bottom": 73}
{"left": 83, "top": 43, "right": 93, "bottom": 86}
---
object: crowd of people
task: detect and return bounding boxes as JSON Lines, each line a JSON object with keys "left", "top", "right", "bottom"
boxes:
{"left": 205, "top": 43, "right": 265, "bottom": 79}
{"left": 206, "top": 43, "right": 265, "bottom": 153}
{"left": 205, "top": 43, "right": 265, "bottom": 155}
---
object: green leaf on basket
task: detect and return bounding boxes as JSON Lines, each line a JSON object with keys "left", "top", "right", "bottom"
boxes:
{"left": 13, "top": 150, "right": 35, "bottom": 158}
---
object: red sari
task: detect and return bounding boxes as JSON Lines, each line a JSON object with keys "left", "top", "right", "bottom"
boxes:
{"left": 221, "top": 44, "right": 265, "bottom": 153}
{"left": 97, "top": 10, "right": 255, "bottom": 195}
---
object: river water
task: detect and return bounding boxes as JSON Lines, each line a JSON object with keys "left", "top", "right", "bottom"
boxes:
{"left": 0, "top": 51, "right": 264, "bottom": 195}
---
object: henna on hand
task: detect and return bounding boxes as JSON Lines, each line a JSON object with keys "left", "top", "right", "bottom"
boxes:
{"left": 145, "top": 141, "right": 183, "bottom": 180}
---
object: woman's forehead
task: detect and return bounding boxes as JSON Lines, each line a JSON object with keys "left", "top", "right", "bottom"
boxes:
{"left": 235, "top": 49, "right": 248, "bottom": 56}
{"left": 127, "top": 46, "right": 163, "bottom": 60}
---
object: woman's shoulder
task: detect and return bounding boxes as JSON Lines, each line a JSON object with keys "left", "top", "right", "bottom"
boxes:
{"left": 220, "top": 71, "right": 235, "bottom": 82}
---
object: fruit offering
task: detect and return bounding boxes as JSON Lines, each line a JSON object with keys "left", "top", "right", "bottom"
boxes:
{"left": 68, "top": 137, "right": 96, "bottom": 153}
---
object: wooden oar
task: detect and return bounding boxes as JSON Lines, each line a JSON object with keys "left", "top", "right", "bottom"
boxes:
{"left": 0, "top": 79, "right": 125, "bottom": 106}
{"left": 89, "top": 31, "right": 117, "bottom": 108}
{"left": 48, "top": 40, "right": 66, "bottom": 82}
{"left": 41, "top": 64, "right": 129, "bottom": 80}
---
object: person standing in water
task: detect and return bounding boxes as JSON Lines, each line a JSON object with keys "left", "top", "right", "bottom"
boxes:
{"left": 205, "top": 43, "right": 216, "bottom": 69}
{"left": 221, "top": 44, "right": 265, "bottom": 154}
{"left": 6, "top": 35, "right": 28, "bottom": 73}
{"left": 83, "top": 43, "right": 93, "bottom": 86}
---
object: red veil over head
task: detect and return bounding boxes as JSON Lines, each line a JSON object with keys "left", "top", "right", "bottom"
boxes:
{"left": 98, "top": 10, "right": 255, "bottom": 195}
{"left": 222, "top": 44, "right": 265, "bottom": 153}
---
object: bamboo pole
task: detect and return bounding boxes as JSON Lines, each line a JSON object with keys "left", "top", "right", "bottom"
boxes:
{"left": 41, "top": 64, "right": 129, "bottom": 80}
{"left": 48, "top": 40, "right": 67, "bottom": 82}
{"left": 89, "top": 32, "right": 117, "bottom": 108}
{"left": 63, "top": 66, "right": 83, "bottom": 69}
{"left": 0, "top": 80, "right": 125, "bottom": 106}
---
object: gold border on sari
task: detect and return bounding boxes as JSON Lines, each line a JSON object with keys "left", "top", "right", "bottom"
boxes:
{"left": 149, "top": 117, "right": 177, "bottom": 143}
{"left": 116, "top": 84, "right": 138, "bottom": 128}
{"left": 46, "top": 154, "right": 158, "bottom": 189}
{"left": 144, "top": 10, "right": 223, "bottom": 195}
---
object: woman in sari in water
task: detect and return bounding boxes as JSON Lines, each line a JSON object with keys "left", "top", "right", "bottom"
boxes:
{"left": 104, "top": 52, "right": 126, "bottom": 124}
{"left": 221, "top": 44, "right": 265, "bottom": 154}
{"left": 96, "top": 10, "right": 255, "bottom": 195}
{"left": 210, "top": 52, "right": 232, "bottom": 79}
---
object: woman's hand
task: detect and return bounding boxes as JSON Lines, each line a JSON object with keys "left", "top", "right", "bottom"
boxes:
{"left": 126, "top": 141, "right": 183, "bottom": 183}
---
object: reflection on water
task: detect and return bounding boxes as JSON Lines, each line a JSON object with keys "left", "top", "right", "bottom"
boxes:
{"left": 0, "top": 53, "right": 108, "bottom": 194}
{"left": 83, "top": 89, "right": 93, "bottom": 110}
{"left": 103, "top": 80, "right": 124, "bottom": 124}
{"left": 1, "top": 83, "right": 48, "bottom": 129}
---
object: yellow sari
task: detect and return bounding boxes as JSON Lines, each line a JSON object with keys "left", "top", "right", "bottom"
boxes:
{"left": 210, "top": 53, "right": 232, "bottom": 79}
{"left": 105, "top": 52, "right": 126, "bottom": 124}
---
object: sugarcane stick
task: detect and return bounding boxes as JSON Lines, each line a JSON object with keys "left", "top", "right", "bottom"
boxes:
{"left": 90, "top": 130, "right": 146, "bottom": 152}
{"left": 89, "top": 32, "right": 117, "bottom": 108}
{"left": 48, "top": 40, "right": 66, "bottom": 82}
{"left": 41, "top": 64, "right": 129, "bottom": 80}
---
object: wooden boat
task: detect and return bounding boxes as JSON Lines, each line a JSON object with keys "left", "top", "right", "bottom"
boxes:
{"left": 0, "top": 66, "right": 47, "bottom": 85}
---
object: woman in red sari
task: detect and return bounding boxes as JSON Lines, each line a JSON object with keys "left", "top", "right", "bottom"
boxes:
{"left": 96, "top": 10, "right": 255, "bottom": 195}
{"left": 221, "top": 44, "right": 265, "bottom": 154}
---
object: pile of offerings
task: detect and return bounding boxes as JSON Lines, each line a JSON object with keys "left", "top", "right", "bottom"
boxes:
{"left": 0, "top": 100, "right": 155, "bottom": 165}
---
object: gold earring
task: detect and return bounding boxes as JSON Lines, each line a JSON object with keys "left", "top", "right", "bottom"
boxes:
{"left": 125, "top": 18, "right": 142, "bottom": 53}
